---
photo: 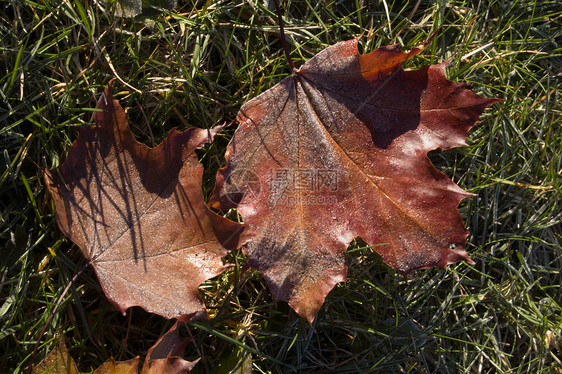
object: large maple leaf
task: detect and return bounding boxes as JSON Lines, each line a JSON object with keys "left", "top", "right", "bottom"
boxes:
{"left": 44, "top": 81, "right": 252, "bottom": 319}
{"left": 212, "top": 37, "right": 499, "bottom": 322}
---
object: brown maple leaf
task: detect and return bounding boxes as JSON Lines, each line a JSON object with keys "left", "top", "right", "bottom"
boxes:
{"left": 33, "top": 324, "right": 197, "bottom": 374}
{"left": 32, "top": 337, "right": 79, "bottom": 374}
{"left": 44, "top": 81, "right": 252, "bottom": 320}
{"left": 212, "top": 36, "right": 500, "bottom": 322}
{"left": 93, "top": 357, "right": 141, "bottom": 374}
{"left": 140, "top": 316, "right": 200, "bottom": 374}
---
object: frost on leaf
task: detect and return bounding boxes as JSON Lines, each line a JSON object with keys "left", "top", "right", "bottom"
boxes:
{"left": 44, "top": 81, "right": 252, "bottom": 320}
{"left": 212, "top": 36, "right": 499, "bottom": 323}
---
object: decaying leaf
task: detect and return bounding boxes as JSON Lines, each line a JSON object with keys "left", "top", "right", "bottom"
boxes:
{"left": 33, "top": 337, "right": 79, "bottom": 374}
{"left": 212, "top": 36, "right": 499, "bottom": 322}
{"left": 93, "top": 357, "right": 140, "bottom": 374}
{"left": 44, "top": 81, "right": 252, "bottom": 320}
{"left": 33, "top": 331, "right": 196, "bottom": 374}
{"left": 140, "top": 316, "right": 200, "bottom": 373}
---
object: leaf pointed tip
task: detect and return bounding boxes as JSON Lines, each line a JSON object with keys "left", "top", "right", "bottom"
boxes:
{"left": 441, "top": 247, "right": 475, "bottom": 269}
{"left": 486, "top": 97, "right": 503, "bottom": 107}
{"left": 287, "top": 269, "right": 348, "bottom": 325}
{"left": 208, "top": 123, "right": 225, "bottom": 140}
{"left": 290, "top": 301, "right": 318, "bottom": 326}
{"left": 424, "top": 29, "right": 440, "bottom": 47}
{"left": 103, "top": 78, "right": 116, "bottom": 102}
{"left": 406, "top": 29, "right": 440, "bottom": 59}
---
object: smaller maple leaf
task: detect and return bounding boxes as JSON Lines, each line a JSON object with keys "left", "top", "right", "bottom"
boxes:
{"left": 44, "top": 81, "right": 253, "bottom": 320}
{"left": 33, "top": 327, "right": 197, "bottom": 374}
{"left": 32, "top": 337, "right": 79, "bottom": 374}
{"left": 94, "top": 357, "right": 141, "bottom": 374}
{"left": 140, "top": 315, "right": 200, "bottom": 374}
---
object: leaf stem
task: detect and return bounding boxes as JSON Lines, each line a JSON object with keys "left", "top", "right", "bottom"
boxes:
{"left": 26, "top": 261, "right": 91, "bottom": 374}
{"left": 273, "top": 0, "right": 297, "bottom": 74}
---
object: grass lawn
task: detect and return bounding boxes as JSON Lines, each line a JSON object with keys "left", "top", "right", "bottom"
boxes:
{"left": 1, "top": 0, "right": 561, "bottom": 372}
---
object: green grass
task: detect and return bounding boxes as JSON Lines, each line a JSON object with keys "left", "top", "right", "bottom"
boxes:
{"left": 1, "top": 0, "right": 561, "bottom": 372}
